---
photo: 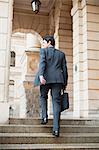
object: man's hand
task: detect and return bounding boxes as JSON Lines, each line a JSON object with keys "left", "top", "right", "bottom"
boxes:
{"left": 40, "top": 76, "right": 46, "bottom": 85}
{"left": 63, "top": 84, "right": 66, "bottom": 91}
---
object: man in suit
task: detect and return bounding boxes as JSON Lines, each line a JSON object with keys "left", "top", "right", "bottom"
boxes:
{"left": 39, "top": 35, "right": 68, "bottom": 137}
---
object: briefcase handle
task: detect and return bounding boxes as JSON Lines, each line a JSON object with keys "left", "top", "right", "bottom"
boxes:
{"left": 61, "top": 89, "right": 66, "bottom": 95}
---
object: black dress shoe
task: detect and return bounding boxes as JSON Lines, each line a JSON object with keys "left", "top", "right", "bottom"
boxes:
{"left": 41, "top": 118, "right": 48, "bottom": 125}
{"left": 52, "top": 130, "right": 59, "bottom": 137}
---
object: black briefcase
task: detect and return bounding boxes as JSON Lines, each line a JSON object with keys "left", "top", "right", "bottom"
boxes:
{"left": 61, "top": 91, "right": 69, "bottom": 112}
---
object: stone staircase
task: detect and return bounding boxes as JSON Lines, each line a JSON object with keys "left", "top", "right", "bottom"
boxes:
{"left": 0, "top": 118, "right": 99, "bottom": 149}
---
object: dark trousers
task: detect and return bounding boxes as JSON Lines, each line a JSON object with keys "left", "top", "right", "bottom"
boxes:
{"left": 40, "top": 83, "right": 62, "bottom": 131}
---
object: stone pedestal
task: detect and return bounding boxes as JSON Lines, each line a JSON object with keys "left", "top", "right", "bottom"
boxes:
{"left": 20, "top": 50, "right": 40, "bottom": 117}
{"left": 21, "top": 51, "right": 40, "bottom": 81}
{"left": 23, "top": 81, "right": 40, "bottom": 117}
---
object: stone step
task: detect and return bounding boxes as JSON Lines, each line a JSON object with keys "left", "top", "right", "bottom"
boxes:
{"left": 0, "top": 133, "right": 99, "bottom": 144}
{"left": 9, "top": 118, "right": 99, "bottom": 125}
{"left": 0, "top": 143, "right": 99, "bottom": 150}
{"left": 0, "top": 124, "right": 99, "bottom": 133}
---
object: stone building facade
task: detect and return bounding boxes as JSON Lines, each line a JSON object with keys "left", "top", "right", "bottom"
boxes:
{"left": 0, "top": 0, "right": 99, "bottom": 123}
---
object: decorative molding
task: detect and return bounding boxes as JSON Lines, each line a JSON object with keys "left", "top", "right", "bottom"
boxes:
{"left": 71, "top": 0, "right": 83, "bottom": 16}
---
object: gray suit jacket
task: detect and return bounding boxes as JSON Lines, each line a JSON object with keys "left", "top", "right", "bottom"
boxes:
{"left": 39, "top": 47, "right": 68, "bottom": 86}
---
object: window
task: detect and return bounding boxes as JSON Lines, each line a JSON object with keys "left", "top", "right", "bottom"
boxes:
{"left": 10, "top": 51, "right": 15, "bottom": 67}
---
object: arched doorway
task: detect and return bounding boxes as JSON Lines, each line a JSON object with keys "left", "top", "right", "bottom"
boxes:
{"left": 11, "top": 0, "right": 73, "bottom": 118}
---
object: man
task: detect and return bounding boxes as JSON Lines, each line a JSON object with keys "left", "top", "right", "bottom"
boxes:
{"left": 39, "top": 35, "right": 68, "bottom": 137}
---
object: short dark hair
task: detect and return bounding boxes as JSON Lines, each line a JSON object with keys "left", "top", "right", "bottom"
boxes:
{"left": 43, "top": 35, "right": 55, "bottom": 46}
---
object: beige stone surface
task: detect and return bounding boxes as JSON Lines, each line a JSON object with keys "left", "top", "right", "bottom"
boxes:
{"left": 73, "top": 45, "right": 83, "bottom": 54}
{"left": 88, "top": 22, "right": 99, "bottom": 32}
{"left": 59, "top": 36, "right": 72, "bottom": 42}
{"left": 0, "top": 18, "right": 8, "bottom": 33}
{"left": 0, "top": 85, "right": 4, "bottom": 101}
{"left": 0, "top": 68, "right": 5, "bottom": 84}
{"left": 0, "top": 51, "right": 6, "bottom": 67}
{"left": 59, "top": 17, "right": 72, "bottom": 24}
{"left": 87, "top": 5, "right": 99, "bottom": 13}
{"left": 61, "top": 4, "right": 71, "bottom": 11}
{"left": 0, "top": 2, "right": 9, "bottom": 17}
{"left": 59, "top": 29, "right": 72, "bottom": 36}
{"left": 60, "top": 42, "right": 72, "bottom": 49}
{"left": 89, "top": 80, "right": 99, "bottom": 90}
{"left": 0, "top": 34, "right": 7, "bottom": 49}
{"left": 89, "top": 99, "right": 99, "bottom": 111}
{"left": 88, "top": 60, "right": 99, "bottom": 70}
{"left": 88, "top": 13, "right": 99, "bottom": 23}
{"left": 88, "top": 50, "right": 99, "bottom": 60}
{"left": 88, "top": 41, "right": 99, "bottom": 50}
{"left": 88, "top": 70, "right": 99, "bottom": 80}
{"left": 0, "top": 102, "right": 9, "bottom": 123}
{"left": 88, "top": 31, "right": 99, "bottom": 41}
{"left": 89, "top": 90, "right": 99, "bottom": 100}
{"left": 60, "top": 11, "right": 71, "bottom": 17}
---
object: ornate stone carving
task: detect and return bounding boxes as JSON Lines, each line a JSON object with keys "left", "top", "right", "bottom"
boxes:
{"left": 23, "top": 81, "right": 40, "bottom": 117}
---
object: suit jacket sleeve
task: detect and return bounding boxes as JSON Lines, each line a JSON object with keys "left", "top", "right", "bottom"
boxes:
{"left": 39, "top": 48, "right": 46, "bottom": 76}
{"left": 62, "top": 53, "right": 68, "bottom": 86}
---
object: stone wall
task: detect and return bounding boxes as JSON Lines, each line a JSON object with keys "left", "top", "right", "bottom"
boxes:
{"left": 9, "top": 33, "right": 26, "bottom": 117}
{"left": 86, "top": 2, "right": 99, "bottom": 117}
{"left": 0, "top": 0, "right": 13, "bottom": 123}
{"left": 72, "top": 0, "right": 99, "bottom": 118}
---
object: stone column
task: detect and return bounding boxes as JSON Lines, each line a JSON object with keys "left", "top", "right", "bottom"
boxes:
{"left": 0, "top": 0, "right": 13, "bottom": 123}
{"left": 72, "top": 0, "right": 99, "bottom": 118}
{"left": 82, "top": 0, "right": 99, "bottom": 117}
{"left": 71, "top": 0, "right": 88, "bottom": 117}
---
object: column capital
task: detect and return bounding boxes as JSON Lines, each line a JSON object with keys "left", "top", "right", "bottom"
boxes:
{"left": 71, "top": 0, "right": 82, "bottom": 16}
{"left": 71, "top": 0, "right": 87, "bottom": 16}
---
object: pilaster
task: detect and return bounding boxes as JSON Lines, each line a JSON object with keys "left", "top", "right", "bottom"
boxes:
{"left": 71, "top": 0, "right": 88, "bottom": 118}
{"left": 0, "top": 0, "right": 13, "bottom": 123}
